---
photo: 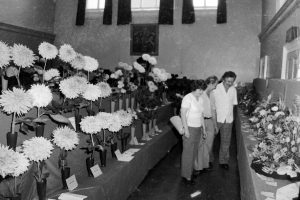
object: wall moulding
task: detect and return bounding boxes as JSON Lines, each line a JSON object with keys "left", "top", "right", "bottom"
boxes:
{"left": 0, "top": 22, "right": 55, "bottom": 42}
{"left": 259, "top": 0, "right": 300, "bottom": 42}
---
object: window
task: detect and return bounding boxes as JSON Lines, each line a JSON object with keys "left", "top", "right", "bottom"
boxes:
{"left": 281, "top": 38, "right": 300, "bottom": 80}
{"left": 193, "top": 0, "right": 218, "bottom": 10}
{"left": 131, "top": 0, "right": 160, "bottom": 11}
{"left": 86, "top": 0, "right": 105, "bottom": 10}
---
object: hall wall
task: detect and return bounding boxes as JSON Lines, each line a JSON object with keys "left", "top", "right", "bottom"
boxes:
{"left": 54, "top": 0, "right": 261, "bottom": 83}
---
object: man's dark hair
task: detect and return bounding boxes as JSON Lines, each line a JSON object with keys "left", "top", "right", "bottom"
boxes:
{"left": 205, "top": 76, "right": 218, "bottom": 85}
{"left": 222, "top": 71, "right": 237, "bottom": 80}
{"left": 190, "top": 79, "right": 207, "bottom": 91}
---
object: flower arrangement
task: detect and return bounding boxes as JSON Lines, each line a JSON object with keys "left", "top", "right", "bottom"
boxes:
{"left": 52, "top": 126, "right": 79, "bottom": 151}
{"left": 22, "top": 137, "right": 53, "bottom": 182}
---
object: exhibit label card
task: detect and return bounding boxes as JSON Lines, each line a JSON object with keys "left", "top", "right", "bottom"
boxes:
{"left": 90, "top": 164, "right": 102, "bottom": 178}
{"left": 66, "top": 175, "right": 78, "bottom": 191}
{"left": 68, "top": 117, "right": 76, "bottom": 130}
{"left": 115, "top": 149, "right": 122, "bottom": 160}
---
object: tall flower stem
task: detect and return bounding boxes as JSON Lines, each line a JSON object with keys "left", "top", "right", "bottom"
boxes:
{"left": 16, "top": 67, "right": 21, "bottom": 88}
{"left": 11, "top": 112, "right": 16, "bottom": 134}
{"left": 87, "top": 71, "right": 90, "bottom": 82}
{"left": 42, "top": 60, "right": 48, "bottom": 83}
{"left": 14, "top": 177, "right": 17, "bottom": 196}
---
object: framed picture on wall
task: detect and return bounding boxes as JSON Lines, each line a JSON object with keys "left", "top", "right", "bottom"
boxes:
{"left": 281, "top": 38, "right": 300, "bottom": 80}
{"left": 259, "top": 55, "right": 269, "bottom": 79}
{"left": 130, "top": 24, "right": 159, "bottom": 56}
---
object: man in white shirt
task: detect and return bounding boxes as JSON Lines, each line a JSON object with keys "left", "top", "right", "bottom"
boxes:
{"left": 211, "top": 71, "right": 237, "bottom": 170}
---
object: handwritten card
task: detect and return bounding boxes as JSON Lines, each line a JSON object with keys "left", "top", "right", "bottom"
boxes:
{"left": 66, "top": 175, "right": 78, "bottom": 191}
{"left": 90, "top": 164, "right": 102, "bottom": 178}
{"left": 58, "top": 192, "right": 87, "bottom": 200}
{"left": 114, "top": 149, "right": 122, "bottom": 160}
{"left": 133, "top": 137, "right": 139, "bottom": 145}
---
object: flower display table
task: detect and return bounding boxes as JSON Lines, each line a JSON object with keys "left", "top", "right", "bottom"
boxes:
{"left": 236, "top": 108, "right": 295, "bottom": 200}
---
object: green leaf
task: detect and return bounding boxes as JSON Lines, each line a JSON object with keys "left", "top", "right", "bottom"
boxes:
{"left": 48, "top": 114, "right": 70, "bottom": 124}
{"left": 33, "top": 117, "right": 48, "bottom": 124}
{"left": 20, "top": 123, "right": 30, "bottom": 135}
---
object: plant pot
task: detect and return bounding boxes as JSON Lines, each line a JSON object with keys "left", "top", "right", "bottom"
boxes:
{"left": 86, "top": 157, "right": 94, "bottom": 177}
{"left": 125, "top": 97, "right": 129, "bottom": 109}
{"left": 118, "top": 98, "right": 123, "bottom": 110}
{"left": 35, "top": 123, "right": 45, "bottom": 137}
{"left": 110, "top": 143, "right": 117, "bottom": 158}
{"left": 131, "top": 97, "right": 135, "bottom": 109}
{"left": 129, "top": 126, "right": 136, "bottom": 145}
{"left": 99, "top": 149, "right": 107, "bottom": 167}
{"left": 6, "top": 132, "right": 18, "bottom": 150}
{"left": 36, "top": 179, "right": 47, "bottom": 200}
{"left": 61, "top": 167, "right": 70, "bottom": 189}
{"left": 111, "top": 101, "right": 116, "bottom": 113}
{"left": 7, "top": 193, "right": 21, "bottom": 200}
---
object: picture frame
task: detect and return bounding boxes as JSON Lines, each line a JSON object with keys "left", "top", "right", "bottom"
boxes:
{"left": 130, "top": 24, "right": 159, "bottom": 56}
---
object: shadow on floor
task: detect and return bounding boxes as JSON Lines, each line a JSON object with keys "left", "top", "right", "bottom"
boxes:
{"left": 127, "top": 125, "right": 240, "bottom": 200}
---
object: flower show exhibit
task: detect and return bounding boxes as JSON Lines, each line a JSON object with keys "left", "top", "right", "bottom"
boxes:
{"left": 0, "top": 41, "right": 182, "bottom": 200}
{"left": 237, "top": 79, "right": 300, "bottom": 200}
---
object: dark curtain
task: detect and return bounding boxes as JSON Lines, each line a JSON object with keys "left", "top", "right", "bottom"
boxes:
{"left": 117, "top": 0, "right": 132, "bottom": 25}
{"left": 158, "top": 0, "right": 174, "bottom": 25}
{"left": 103, "top": 0, "right": 113, "bottom": 24}
{"left": 217, "top": 0, "right": 227, "bottom": 24}
{"left": 75, "top": 0, "right": 86, "bottom": 26}
{"left": 182, "top": 0, "right": 195, "bottom": 24}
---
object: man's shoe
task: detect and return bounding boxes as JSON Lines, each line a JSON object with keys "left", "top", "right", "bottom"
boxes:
{"left": 220, "top": 164, "right": 229, "bottom": 170}
{"left": 181, "top": 177, "right": 195, "bottom": 185}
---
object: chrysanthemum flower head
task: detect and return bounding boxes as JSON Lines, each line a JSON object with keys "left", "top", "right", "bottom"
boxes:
{"left": 97, "top": 82, "right": 112, "bottom": 98}
{"left": 148, "top": 57, "right": 157, "bottom": 65}
{"left": 71, "top": 53, "right": 85, "bottom": 70}
{"left": 82, "top": 84, "right": 102, "bottom": 101}
{"left": 11, "top": 152, "right": 30, "bottom": 177}
{"left": 0, "top": 87, "right": 33, "bottom": 115}
{"left": 0, "top": 41, "right": 11, "bottom": 68}
{"left": 0, "top": 144, "right": 17, "bottom": 177}
{"left": 96, "top": 112, "right": 113, "bottom": 129}
{"left": 11, "top": 44, "right": 35, "bottom": 68}
{"left": 44, "top": 68, "right": 60, "bottom": 81}
{"left": 59, "top": 76, "right": 88, "bottom": 99}
{"left": 142, "top": 54, "right": 151, "bottom": 61}
{"left": 80, "top": 116, "right": 103, "bottom": 134}
{"left": 28, "top": 84, "right": 53, "bottom": 108}
{"left": 59, "top": 44, "right": 76, "bottom": 63}
{"left": 116, "top": 110, "right": 132, "bottom": 127}
{"left": 108, "top": 113, "right": 122, "bottom": 132}
{"left": 84, "top": 56, "right": 99, "bottom": 72}
{"left": 22, "top": 137, "right": 54, "bottom": 162}
{"left": 52, "top": 126, "right": 79, "bottom": 150}
{"left": 38, "top": 42, "right": 58, "bottom": 60}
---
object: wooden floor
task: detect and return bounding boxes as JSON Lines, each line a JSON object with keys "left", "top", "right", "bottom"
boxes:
{"left": 127, "top": 125, "right": 240, "bottom": 200}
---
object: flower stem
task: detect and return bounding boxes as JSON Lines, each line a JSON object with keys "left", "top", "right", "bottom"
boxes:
{"left": 42, "top": 60, "right": 47, "bottom": 83}
{"left": 14, "top": 177, "right": 16, "bottom": 196}
{"left": 16, "top": 67, "right": 21, "bottom": 88}
{"left": 11, "top": 112, "right": 16, "bottom": 134}
{"left": 88, "top": 71, "right": 89, "bottom": 82}
{"left": 90, "top": 100, "right": 93, "bottom": 112}
{"left": 37, "top": 107, "right": 40, "bottom": 118}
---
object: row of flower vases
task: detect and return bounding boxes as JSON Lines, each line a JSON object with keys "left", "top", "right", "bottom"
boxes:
{"left": 110, "top": 96, "right": 135, "bottom": 112}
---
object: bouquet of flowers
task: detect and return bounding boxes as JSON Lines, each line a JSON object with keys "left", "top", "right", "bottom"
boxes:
{"left": 238, "top": 85, "right": 260, "bottom": 115}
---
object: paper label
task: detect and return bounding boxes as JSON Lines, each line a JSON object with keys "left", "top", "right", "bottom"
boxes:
{"left": 115, "top": 149, "right": 122, "bottom": 160}
{"left": 261, "top": 191, "right": 274, "bottom": 198}
{"left": 265, "top": 181, "right": 277, "bottom": 187}
{"left": 58, "top": 192, "right": 87, "bottom": 200}
{"left": 66, "top": 175, "right": 78, "bottom": 191}
{"left": 90, "top": 164, "right": 102, "bottom": 178}
{"left": 133, "top": 137, "right": 139, "bottom": 145}
{"left": 190, "top": 191, "right": 201, "bottom": 198}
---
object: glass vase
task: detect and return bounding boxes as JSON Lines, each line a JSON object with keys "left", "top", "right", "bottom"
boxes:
{"left": 61, "top": 167, "right": 70, "bottom": 189}
{"left": 110, "top": 143, "right": 117, "bottom": 158}
{"left": 86, "top": 157, "right": 94, "bottom": 177}
{"left": 118, "top": 98, "right": 123, "bottom": 110}
{"left": 99, "top": 149, "right": 107, "bottom": 167}
{"left": 75, "top": 109, "right": 82, "bottom": 132}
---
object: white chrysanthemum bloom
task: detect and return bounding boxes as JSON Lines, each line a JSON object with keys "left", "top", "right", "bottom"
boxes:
{"left": 82, "top": 84, "right": 102, "bottom": 101}
{"left": 133, "top": 62, "right": 145, "bottom": 73}
{"left": 271, "top": 106, "right": 279, "bottom": 112}
{"left": 121, "top": 88, "right": 126, "bottom": 93}
{"left": 11, "top": 44, "right": 35, "bottom": 68}
{"left": 0, "top": 88, "right": 32, "bottom": 115}
{"left": 142, "top": 54, "right": 151, "bottom": 61}
{"left": 97, "top": 82, "right": 112, "bottom": 98}
{"left": 149, "top": 85, "right": 158, "bottom": 92}
{"left": 148, "top": 57, "right": 157, "bottom": 65}
{"left": 108, "top": 113, "right": 122, "bottom": 132}
{"left": 11, "top": 152, "right": 30, "bottom": 177}
{"left": 84, "top": 56, "right": 99, "bottom": 72}
{"left": 116, "top": 110, "right": 132, "bottom": 127}
{"left": 115, "top": 69, "right": 123, "bottom": 76}
{"left": 147, "top": 81, "right": 155, "bottom": 87}
{"left": 80, "top": 116, "right": 103, "bottom": 134}
{"left": 152, "top": 67, "right": 161, "bottom": 75}
{"left": 124, "top": 65, "right": 133, "bottom": 71}
{"left": 110, "top": 73, "right": 117, "bottom": 79}
{"left": 118, "top": 62, "right": 127, "bottom": 68}
{"left": 59, "top": 76, "right": 88, "bottom": 99}
{"left": 0, "top": 145, "right": 17, "bottom": 177}
{"left": 38, "top": 42, "right": 58, "bottom": 60}
{"left": 28, "top": 84, "right": 53, "bottom": 108}
{"left": 52, "top": 126, "right": 79, "bottom": 150}
{"left": 44, "top": 68, "right": 60, "bottom": 81}
{"left": 96, "top": 112, "right": 113, "bottom": 129}
{"left": 0, "top": 41, "right": 11, "bottom": 68}
{"left": 118, "top": 81, "right": 124, "bottom": 88}
{"left": 22, "top": 137, "right": 54, "bottom": 162}
{"left": 71, "top": 53, "right": 85, "bottom": 70}
{"left": 59, "top": 44, "right": 76, "bottom": 63}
